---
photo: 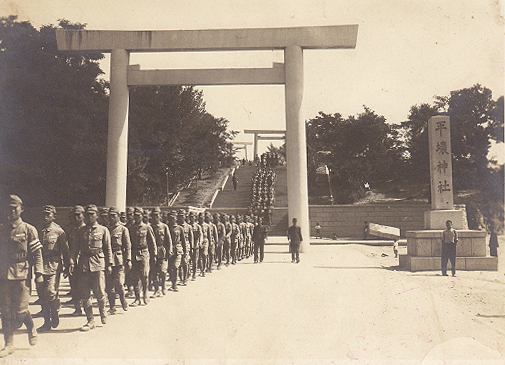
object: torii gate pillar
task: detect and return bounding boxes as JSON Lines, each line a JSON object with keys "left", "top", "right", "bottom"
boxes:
{"left": 106, "top": 49, "right": 130, "bottom": 210}
{"left": 285, "top": 45, "right": 309, "bottom": 252}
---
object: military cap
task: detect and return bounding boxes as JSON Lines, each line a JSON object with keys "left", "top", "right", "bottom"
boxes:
{"left": 71, "top": 205, "right": 85, "bottom": 214}
{"left": 99, "top": 207, "right": 109, "bottom": 215}
{"left": 126, "top": 207, "right": 134, "bottom": 213}
{"left": 152, "top": 207, "right": 161, "bottom": 214}
{"left": 108, "top": 206, "right": 120, "bottom": 215}
{"left": 43, "top": 205, "right": 56, "bottom": 214}
{"left": 134, "top": 207, "right": 144, "bottom": 214}
{"left": 8, "top": 195, "right": 22, "bottom": 207}
{"left": 169, "top": 210, "right": 177, "bottom": 218}
{"left": 85, "top": 204, "right": 98, "bottom": 213}
{"left": 177, "top": 209, "right": 186, "bottom": 217}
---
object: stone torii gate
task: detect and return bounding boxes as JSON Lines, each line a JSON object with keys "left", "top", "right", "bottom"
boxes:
{"left": 244, "top": 129, "right": 286, "bottom": 159}
{"left": 232, "top": 141, "right": 253, "bottom": 160}
{"left": 56, "top": 25, "right": 359, "bottom": 252}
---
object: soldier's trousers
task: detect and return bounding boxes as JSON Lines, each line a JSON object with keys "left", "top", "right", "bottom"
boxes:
{"left": 106, "top": 266, "right": 126, "bottom": 308}
{"left": 168, "top": 254, "right": 181, "bottom": 290}
{"left": 223, "top": 240, "right": 230, "bottom": 264}
{"left": 131, "top": 257, "right": 150, "bottom": 297}
{"left": 0, "top": 279, "right": 32, "bottom": 344}
{"left": 77, "top": 270, "right": 106, "bottom": 306}
{"left": 207, "top": 244, "right": 214, "bottom": 272}
{"left": 190, "top": 248, "right": 199, "bottom": 278}
{"left": 215, "top": 244, "right": 222, "bottom": 268}
{"left": 230, "top": 239, "right": 237, "bottom": 263}
{"left": 154, "top": 259, "right": 168, "bottom": 291}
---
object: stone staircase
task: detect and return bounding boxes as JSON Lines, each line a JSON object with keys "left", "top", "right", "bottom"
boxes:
{"left": 211, "top": 165, "right": 255, "bottom": 208}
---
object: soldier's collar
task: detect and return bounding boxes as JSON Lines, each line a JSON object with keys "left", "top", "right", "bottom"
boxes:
{"left": 9, "top": 218, "right": 23, "bottom": 228}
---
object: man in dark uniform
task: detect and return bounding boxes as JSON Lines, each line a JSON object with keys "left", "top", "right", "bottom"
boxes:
{"left": 287, "top": 217, "right": 302, "bottom": 263}
{"left": 129, "top": 207, "right": 156, "bottom": 306}
{"left": 64, "top": 205, "right": 85, "bottom": 316}
{"left": 37, "top": 205, "right": 69, "bottom": 331}
{"left": 168, "top": 211, "right": 186, "bottom": 292}
{"left": 0, "top": 195, "right": 43, "bottom": 358}
{"left": 151, "top": 207, "right": 171, "bottom": 296}
{"left": 106, "top": 207, "right": 131, "bottom": 314}
{"left": 252, "top": 217, "right": 268, "bottom": 263}
{"left": 69, "top": 204, "right": 112, "bottom": 331}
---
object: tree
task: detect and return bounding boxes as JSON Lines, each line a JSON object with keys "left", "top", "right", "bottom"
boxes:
{"left": 306, "top": 107, "right": 402, "bottom": 203}
{"left": 0, "top": 16, "right": 108, "bottom": 206}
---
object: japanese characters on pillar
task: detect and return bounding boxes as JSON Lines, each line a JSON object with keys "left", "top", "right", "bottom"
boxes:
{"left": 428, "top": 116, "right": 454, "bottom": 210}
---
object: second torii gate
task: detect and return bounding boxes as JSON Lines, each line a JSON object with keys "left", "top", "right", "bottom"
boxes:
{"left": 56, "top": 25, "right": 359, "bottom": 252}
{"left": 244, "top": 129, "right": 286, "bottom": 159}
{"left": 232, "top": 141, "right": 253, "bottom": 160}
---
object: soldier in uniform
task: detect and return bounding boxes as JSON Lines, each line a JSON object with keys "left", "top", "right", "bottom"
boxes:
{"left": 98, "top": 207, "right": 109, "bottom": 227}
{"left": 245, "top": 215, "right": 254, "bottom": 258}
{"left": 229, "top": 215, "right": 240, "bottom": 265}
{"left": 168, "top": 211, "right": 186, "bottom": 292}
{"left": 197, "top": 213, "right": 208, "bottom": 277}
{"left": 64, "top": 205, "right": 85, "bottom": 316}
{"left": 129, "top": 207, "right": 156, "bottom": 306}
{"left": 151, "top": 207, "right": 171, "bottom": 297}
{"left": 178, "top": 210, "right": 193, "bottom": 285}
{"left": 206, "top": 212, "right": 217, "bottom": 273}
{"left": 0, "top": 195, "right": 43, "bottom": 358}
{"left": 37, "top": 205, "right": 69, "bottom": 331}
{"left": 189, "top": 212, "right": 202, "bottom": 280}
{"left": 125, "top": 207, "right": 135, "bottom": 298}
{"left": 238, "top": 214, "right": 248, "bottom": 261}
{"left": 69, "top": 204, "right": 112, "bottom": 331}
{"left": 214, "top": 213, "right": 225, "bottom": 270}
{"left": 106, "top": 207, "right": 131, "bottom": 315}
{"left": 222, "top": 214, "right": 232, "bottom": 266}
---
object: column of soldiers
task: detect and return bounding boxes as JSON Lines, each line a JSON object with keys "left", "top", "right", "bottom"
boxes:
{"left": 249, "top": 154, "right": 277, "bottom": 226}
{"left": 0, "top": 195, "right": 265, "bottom": 358}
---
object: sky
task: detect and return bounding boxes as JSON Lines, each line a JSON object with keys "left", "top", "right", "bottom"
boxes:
{"left": 1, "top": 0, "right": 504, "bottom": 159}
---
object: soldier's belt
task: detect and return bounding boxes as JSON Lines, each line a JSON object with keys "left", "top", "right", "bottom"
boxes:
{"left": 84, "top": 247, "right": 103, "bottom": 255}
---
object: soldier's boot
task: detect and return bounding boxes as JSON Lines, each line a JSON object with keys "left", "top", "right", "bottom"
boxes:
{"left": 72, "top": 298, "right": 83, "bottom": 316}
{"left": 160, "top": 274, "right": 167, "bottom": 295}
{"left": 23, "top": 312, "right": 37, "bottom": 346}
{"left": 119, "top": 293, "right": 129, "bottom": 311}
{"left": 80, "top": 302, "right": 95, "bottom": 331}
{"left": 98, "top": 298, "right": 107, "bottom": 325}
{"left": 107, "top": 292, "right": 117, "bottom": 315}
{"left": 37, "top": 304, "right": 52, "bottom": 332}
{"left": 50, "top": 298, "right": 60, "bottom": 328}
{"left": 131, "top": 291, "right": 141, "bottom": 307}
{"left": 0, "top": 318, "right": 14, "bottom": 358}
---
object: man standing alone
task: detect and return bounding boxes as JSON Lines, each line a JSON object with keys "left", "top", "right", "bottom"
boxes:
{"left": 252, "top": 217, "right": 268, "bottom": 263}
{"left": 441, "top": 220, "right": 458, "bottom": 277}
{"left": 287, "top": 218, "right": 302, "bottom": 263}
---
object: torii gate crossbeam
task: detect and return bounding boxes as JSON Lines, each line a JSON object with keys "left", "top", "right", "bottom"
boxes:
{"left": 56, "top": 25, "right": 359, "bottom": 252}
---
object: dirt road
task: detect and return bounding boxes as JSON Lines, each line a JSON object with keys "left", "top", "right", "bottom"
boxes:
{"left": 3, "top": 242, "right": 504, "bottom": 364}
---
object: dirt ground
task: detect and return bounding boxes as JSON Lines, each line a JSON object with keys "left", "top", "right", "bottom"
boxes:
{"left": 1, "top": 238, "right": 504, "bottom": 364}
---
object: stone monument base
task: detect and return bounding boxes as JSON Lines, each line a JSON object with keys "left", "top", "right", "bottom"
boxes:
{"left": 424, "top": 209, "right": 466, "bottom": 230}
{"left": 399, "top": 229, "right": 498, "bottom": 272}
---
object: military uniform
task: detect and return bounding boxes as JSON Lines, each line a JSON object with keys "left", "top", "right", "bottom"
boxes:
{"left": 168, "top": 212, "right": 186, "bottom": 291}
{"left": 37, "top": 205, "right": 69, "bottom": 331}
{"left": 253, "top": 220, "right": 268, "bottom": 263}
{"left": 179, "top": 212, "right": 193, "bottom": 284}
{"left": 151, "top": 207, "right": 172, "bottom": 296}
{"left": 0, "top": 195, "right": 42, "bottom": 357}
{"left": 64, "top": 206, "right": 85, "bottom": 315}
{"left": 70, "top": 205, "right": 112, "bottom": 330}
{"left": 223, "top": 216, "right": 232, "bottom": 266}
{"left": 197, "top": 214, "right": 209, "bottom": 277}
{"left": 107, "top": 206, "right": 131, "bottom": 313}
{"left": 190, "top": 214, "right": 202, "bottom": 280}
{"left": 129, "top": 207, "right": 156, "bottom": 306}
{"left": 215, "top": 215, "right": 226, "bottom": 269}
{"left": 230, "top": 216, "right": 240, "bottom": 265}
{"left": 287, "top": 220, "right": 302, "bottom": 263}
{"left": 206, "top": 214, "right": 218, "bottom": 273}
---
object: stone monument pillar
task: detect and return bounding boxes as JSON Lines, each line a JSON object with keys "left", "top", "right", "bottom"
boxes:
{"left": 399, "top": 116, "right": 497, "bottom": 271}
